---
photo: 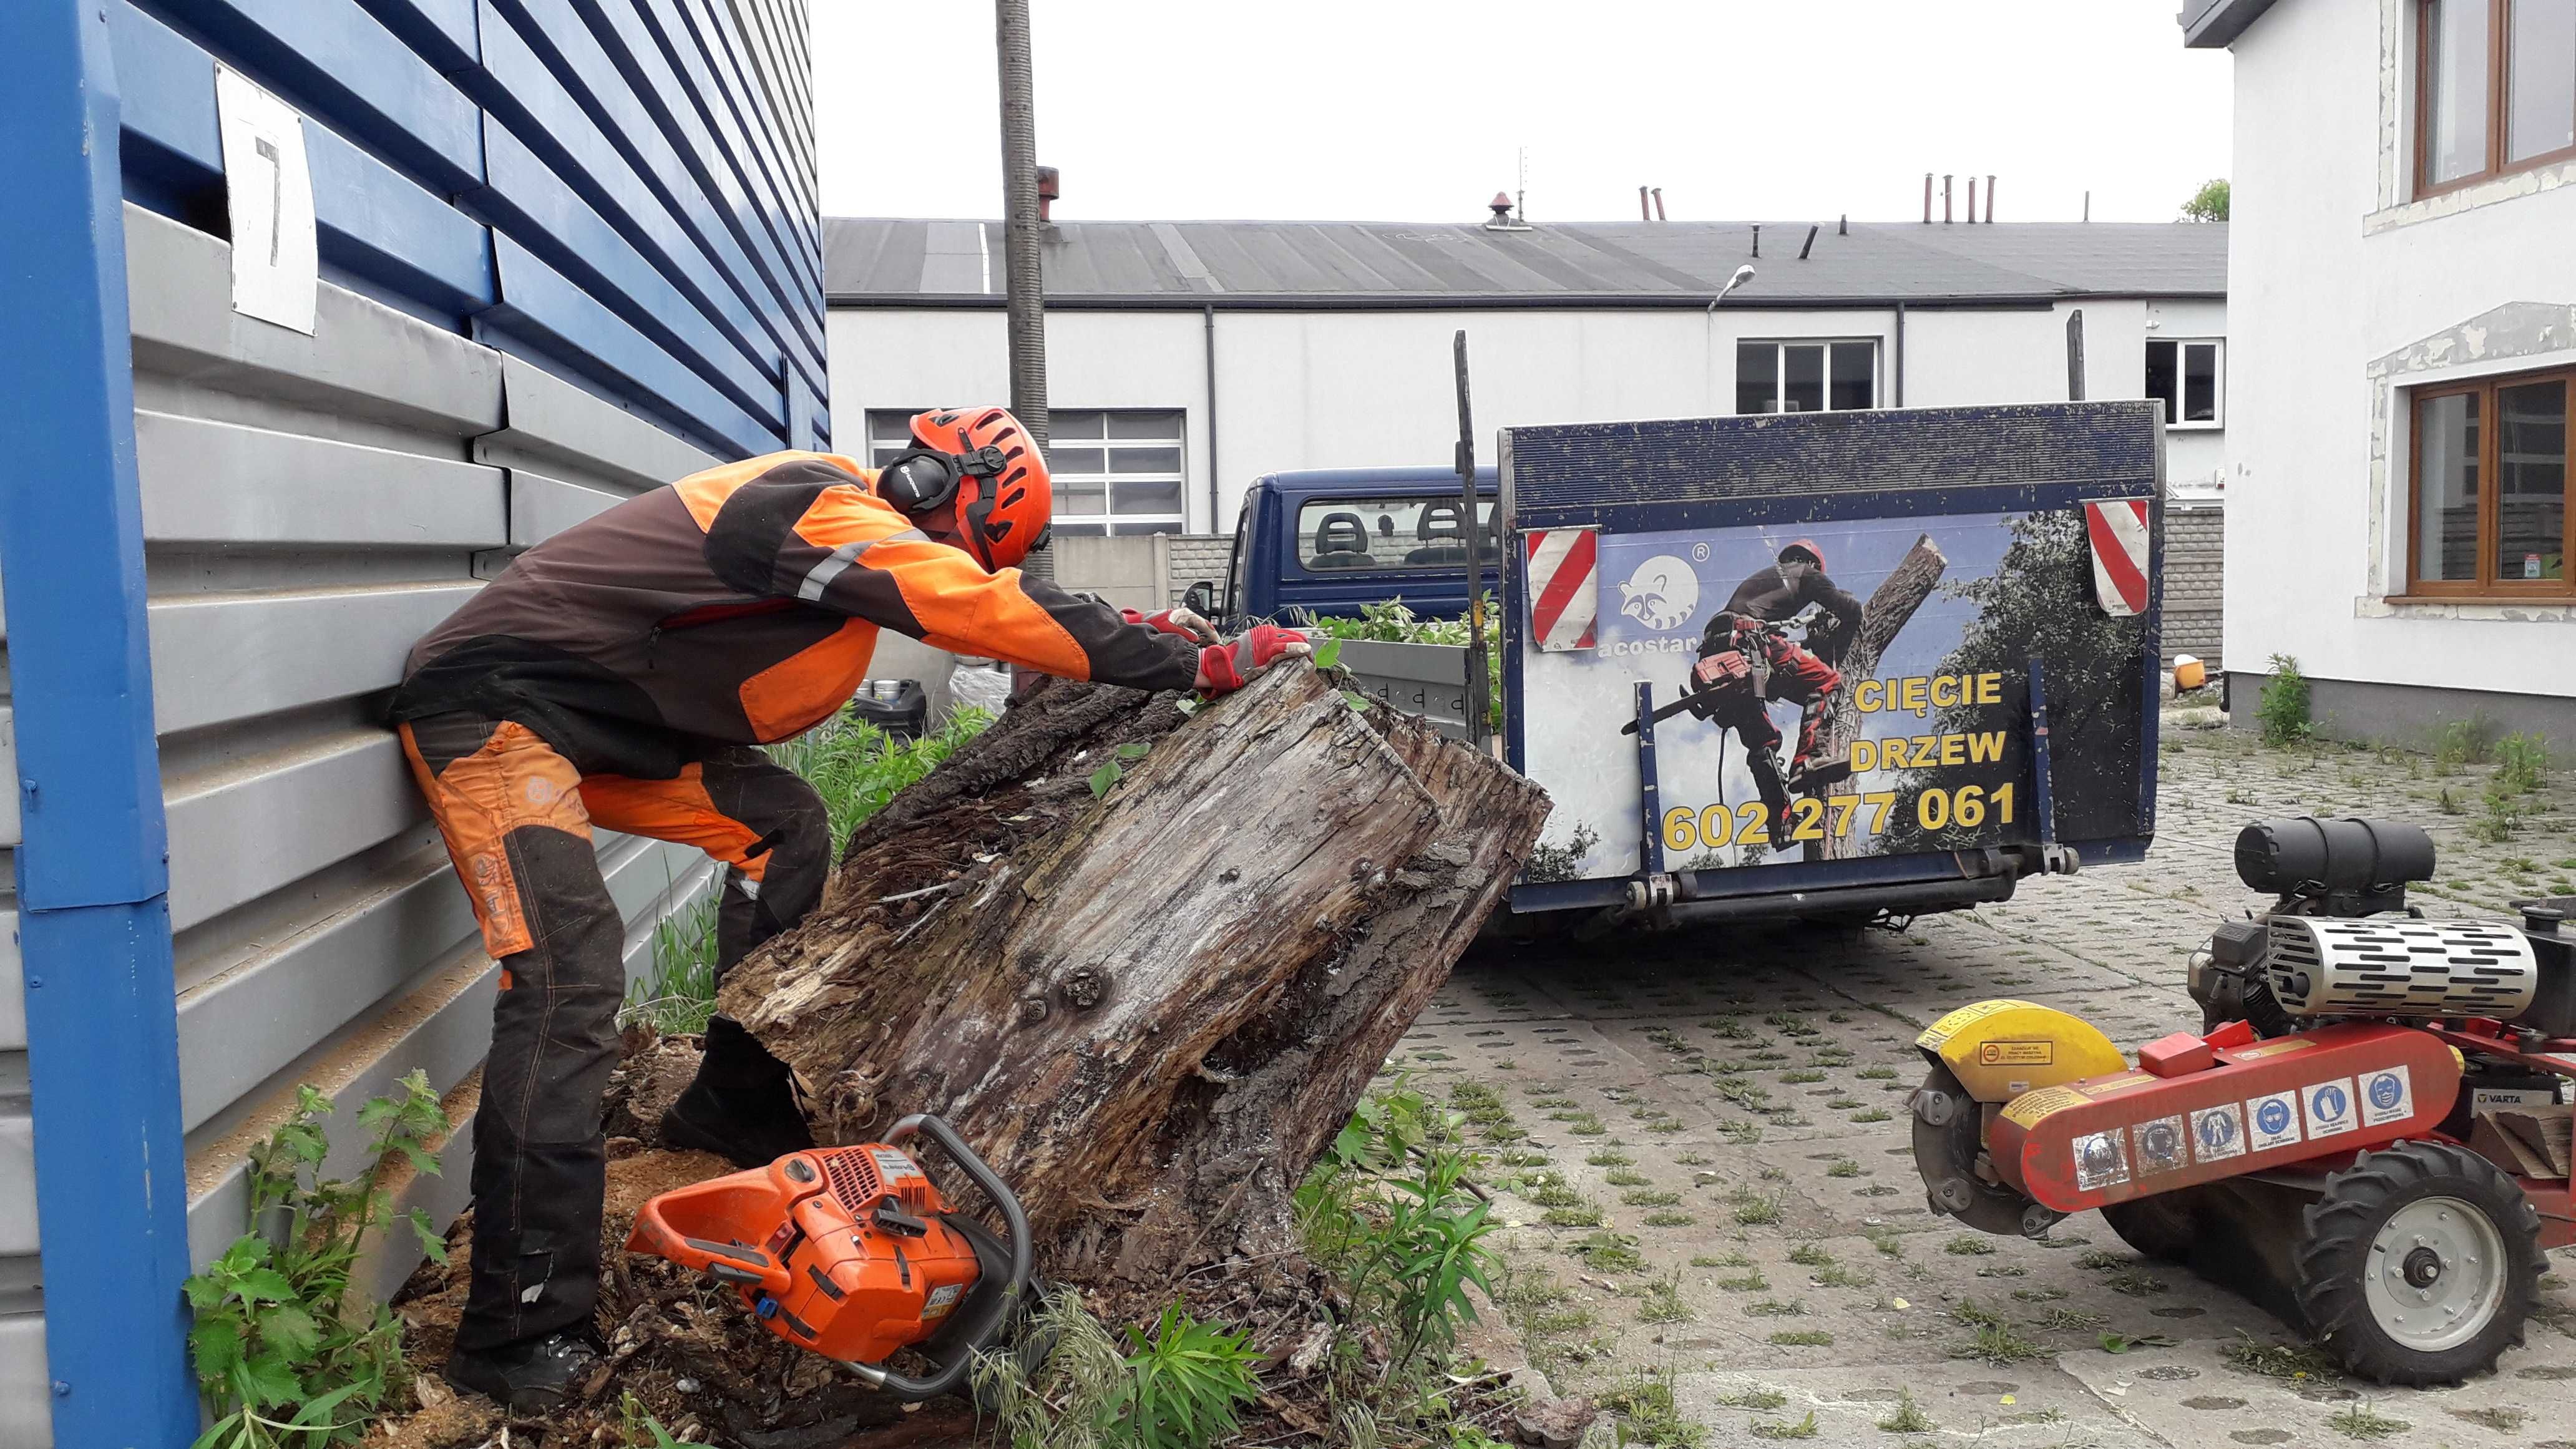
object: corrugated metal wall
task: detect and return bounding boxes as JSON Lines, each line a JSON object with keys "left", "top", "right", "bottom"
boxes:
{"left": 3, "top": 2, "right": 821, "bottom": 1443}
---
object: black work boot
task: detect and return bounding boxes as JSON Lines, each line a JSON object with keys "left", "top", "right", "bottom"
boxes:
{"left": 660, "top": 1016, "right": 813, "bottom": 1169}
{"left": 444, "top": 1332, "right": 602, "bottom": 1413}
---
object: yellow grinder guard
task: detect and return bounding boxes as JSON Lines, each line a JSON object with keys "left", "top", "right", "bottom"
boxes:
{"left": 1916, "top": 998, "right": 2127, "bottom": 1103}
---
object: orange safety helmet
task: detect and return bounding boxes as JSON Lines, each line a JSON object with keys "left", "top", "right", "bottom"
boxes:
{"left": 878, "top": 407, "right": 1053, "bottom": 570}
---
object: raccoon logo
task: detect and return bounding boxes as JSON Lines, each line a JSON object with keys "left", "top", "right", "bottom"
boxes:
{"left": 1616, "top": 556, "right": 1700, "bottom": 633}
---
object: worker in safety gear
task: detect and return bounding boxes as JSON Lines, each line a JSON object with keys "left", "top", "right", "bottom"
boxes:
{"left": 386, "top": 407, "right": 1307, "bottom": 1409}
{"left": 1686, "top": 539, "right": 1865, "bottom": 848}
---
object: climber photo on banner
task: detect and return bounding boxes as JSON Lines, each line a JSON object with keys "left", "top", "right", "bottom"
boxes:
{"left": 1517, "top": 504, "right": 2149, "bottom": 881}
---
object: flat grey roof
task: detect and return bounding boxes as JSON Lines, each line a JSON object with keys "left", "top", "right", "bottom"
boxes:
{"left": 825, "top": 218, "right": 2227, "bottom": 311}
{"left": 2181, "top": 0, "right": 2277, "bottom": 48}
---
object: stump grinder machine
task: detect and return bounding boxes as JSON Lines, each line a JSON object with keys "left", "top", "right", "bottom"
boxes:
{"left": 623, "top": 1113, "right": 1032, "bottom": 1400}
{"left": 1914, "top": 816, "right": 2574, "bottom": 1385}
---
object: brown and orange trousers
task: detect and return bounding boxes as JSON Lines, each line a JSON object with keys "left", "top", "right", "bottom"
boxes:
{"left": 398, "top": 711, "right": 829, "bottom": 1352}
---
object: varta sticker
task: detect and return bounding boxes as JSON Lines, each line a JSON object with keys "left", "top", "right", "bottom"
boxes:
{"left": 923, "top": 1282, "right": 963, "bottom": 1319}
{"left": 2190, "top": 1102, "right": 2246, "bottom": 1163}
{"left": 2247, "top": 1090, "right": 2303, "bottom": 1151}
{"left": 2303, "top": 1077, "right": 2358, "bottom": 1139}
{"left": 2359, "top": 1066, "right": 2414, "bottom": 1128}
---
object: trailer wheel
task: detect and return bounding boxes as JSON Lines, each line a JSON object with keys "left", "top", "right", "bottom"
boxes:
{"left": 2100, "top": 1189, "right": 2203, "bottom": 1264}
{"left": 2291, "top": 1141, "right": 2542, "bottom": 1387}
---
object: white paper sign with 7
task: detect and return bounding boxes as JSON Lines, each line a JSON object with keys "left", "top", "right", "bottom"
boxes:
{"left": 215, "top": 68, "right": 318, "bottom": 334}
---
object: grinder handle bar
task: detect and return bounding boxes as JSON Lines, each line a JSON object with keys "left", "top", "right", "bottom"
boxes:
{"left": 841, "top": 1113, "right": 1036, "bottom": 1400}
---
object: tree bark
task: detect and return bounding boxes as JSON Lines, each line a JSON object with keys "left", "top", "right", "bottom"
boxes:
{"left": 1798, "top": 535, "right": 1947, "bottom": 861}
{"left": 720, "top": 665, "right": 1549, "bottom": 1289}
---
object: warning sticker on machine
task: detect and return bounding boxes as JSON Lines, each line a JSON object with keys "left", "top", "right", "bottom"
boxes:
{"left": 2230, "top": 1038, "right": 2315, "bottom": 1060}
{"left": 2072, "top": 1128, "right": 2131, "bottom": 1191}
{"left": 2191, "top": 1102, "right": 2246, "bottom": 1163}
{"left": 2303, "top": 1077, "right": 2359, "bottom": 1138}
{"left": 2133, "top": 1115, "right": 2188, "bottom": 1176}
{"left": 1918, "top": 1000, "right": 2037, "bottom": 1051}
{"left": 1978, "top": 1041, "right": 2056, "bottom": 1066}
{"left": 2247, "top": 1090, "right": 2303, "bottom": 1151}
{"left": 870, "top": 1147, "right": 924, "bottom": 1181}
{"left": 923, "top": 1283, "right": 962, "bottom": 1319}
{"left": 2358, "top": 1066, "right": 2414, "bottom": 1128}
{"left": 2079, "top": 1071, "right": 2156, "bottom": 1098}
{"left": 2002, "top": 1086, "right": 2087, "bottom": 1128}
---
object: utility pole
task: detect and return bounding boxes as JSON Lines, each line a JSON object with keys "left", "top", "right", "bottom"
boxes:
{"left": 1454, "top": 331, "right": 1491, "bottom": 752}
{"left": 995, "top": 0, "right": 1050, "bottom": 574}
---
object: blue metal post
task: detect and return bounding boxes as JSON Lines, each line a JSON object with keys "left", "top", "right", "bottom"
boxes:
{"left": 2027, "top": 656, "right": 2057, "bottom": 848}
{"left": 0, "top": 4, "right": 197, "bottom": 1446}
{"left": 1634, "top": 682, "right": 1664, "bottom": 877}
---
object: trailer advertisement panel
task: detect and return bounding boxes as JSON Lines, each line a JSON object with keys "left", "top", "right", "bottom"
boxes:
{"left": 1516, "top": 505, "right": 2147, "bottom": 884}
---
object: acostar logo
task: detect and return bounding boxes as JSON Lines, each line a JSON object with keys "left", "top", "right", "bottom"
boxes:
{"left": 1616, "top": 555, "right": 1700, "bottom": 633}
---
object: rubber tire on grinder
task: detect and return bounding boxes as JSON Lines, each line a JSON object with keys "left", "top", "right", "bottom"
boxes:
{"left": 2101, "top": 1189, "right": 2204, "bottom": 1265}
{"left": 2292, "top": 1140, "right": 2543, "bottom": 1387}
{"left": 1912, "top": 1061, "right": 2040, "bottom": 1237}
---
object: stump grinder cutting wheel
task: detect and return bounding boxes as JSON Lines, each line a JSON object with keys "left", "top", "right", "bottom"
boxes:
{"left": 1912, "top": 817, "right": 2572, "bottom": 1386}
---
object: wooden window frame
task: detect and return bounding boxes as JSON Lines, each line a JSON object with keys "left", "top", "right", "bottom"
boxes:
{"left": 2416, "top": 0, "right": 2576, "bottom": 199}
{"left": 2403, "top": 366, "right": 2576, "bottom": 599}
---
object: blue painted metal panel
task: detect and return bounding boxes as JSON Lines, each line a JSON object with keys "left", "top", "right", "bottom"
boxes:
{"left": 587, "top": 0, "right": 823, "bottom": 379}
{"left": 142, "top": 0, "right": 485, "bottom": 193}
{"left": 671, "top": 0, "right": 817, "bottom": 265}
{"left": 473, "top": 0, "right": 790, "bottom": 394}
{"left": 564, "top": 0, "right": 823, "bottom": 389}
{"left": 354, "top": 0, "right": 480, "bottom": 72}
{"left": 482, "top": 234, "right": 778, "bottom": 459}
{"left": 474, "top": 118, "right": 783, "bottom": 425}
{"left": 112, "top": 3, "right": 497, "bottom": 315}
{"left": 1, "top": 4, "right": 197, "bottom": 1445}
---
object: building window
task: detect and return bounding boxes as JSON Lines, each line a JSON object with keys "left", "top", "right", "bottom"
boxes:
{"left": 864, "top": 408, "right": 1187, "bottom": 535}
{"left": 2145, "top": 338, "right": 2223, "bottom": 428}
{"left": 1735, "top": 339, "right": 1877, "bottom": 414}
{"left": 2417, "top": 0, "right": 2576, "bottom": 197}
{"left": 2407, "top": 366, "right": 2571, "bottom": 595}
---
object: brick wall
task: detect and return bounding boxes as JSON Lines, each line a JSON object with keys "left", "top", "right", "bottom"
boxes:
{"left": 1166, "top": 535, "right": 1234, "bottom": 603}
{"left": 2163, "top": 500, "right": 2223, "bottom": 670}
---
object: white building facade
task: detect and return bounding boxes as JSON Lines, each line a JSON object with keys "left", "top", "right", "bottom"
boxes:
{"left": 826, "top": 217, "right": 2227, "bottom": 655}
{"left": 2189, "top": 0, "right": 2576, "bottom": 738}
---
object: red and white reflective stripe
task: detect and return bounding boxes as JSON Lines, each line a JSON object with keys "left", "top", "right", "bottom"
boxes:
{"left": 2084, "top": 499, "right": 2151, "bottom": 617}
{"left": 1524, "top": 529, "right": 1598, "bottom": 651}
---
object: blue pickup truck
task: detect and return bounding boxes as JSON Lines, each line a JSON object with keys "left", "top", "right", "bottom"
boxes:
{"left": 1188, "top": 466, "right": 1501, "bottom": 626}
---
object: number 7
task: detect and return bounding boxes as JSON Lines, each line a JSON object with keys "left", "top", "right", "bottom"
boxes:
{"left": 254, "top": 136, "right": 283, "bottom": 266}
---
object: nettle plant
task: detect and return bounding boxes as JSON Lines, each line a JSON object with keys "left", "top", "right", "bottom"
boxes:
{"left": 185, "top": 1071, "right": 451, "bottom": 1449}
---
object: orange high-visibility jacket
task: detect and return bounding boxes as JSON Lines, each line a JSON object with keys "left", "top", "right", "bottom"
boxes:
{"left": 389, "top": 452, "right": 1197, "bottom": 772}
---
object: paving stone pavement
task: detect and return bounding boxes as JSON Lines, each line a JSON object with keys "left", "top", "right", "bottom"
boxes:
{"left": 1392, "top": 718, "right": 2576, "bottom": 1447}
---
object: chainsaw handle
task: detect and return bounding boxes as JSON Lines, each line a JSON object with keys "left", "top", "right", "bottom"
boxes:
{"left": 849, "top": 1113, "right": 1035, "bottom": 1402}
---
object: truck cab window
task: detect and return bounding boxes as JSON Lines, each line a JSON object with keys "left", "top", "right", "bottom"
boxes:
{"left": 1297, "top": 496, "right": 1497, "bottom": 572}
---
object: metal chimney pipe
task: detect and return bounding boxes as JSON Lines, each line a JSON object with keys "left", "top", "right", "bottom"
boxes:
{"left": 1751, "top": 223, "right": 1760, "bottom": 258}
{"left": 1966, "top": 176, "right": 1977, "bottom": 223}
{"left": 1639, "top": 185, "right": 1651, "bottom": 220}
{"left": 1943, "top": 175, "right": 1953, "bottom": 224}
{"left": 1652, "top": 187, "right": 1666, "bottom": 221}
{"left": 1839, "top": 213, "right": 1848, "bottom": 236}
{"left": 1985, "top": 174, "right": 1996, "bottom": 222}
{"left": 1798, "top": 224, "right": 1817, "bottom": 259}
{"left": 1922, "top": 173, "right": 1933, "bottom": 223}
{"left": 2083, "top": 189, "right": 2091, "bottom": 222}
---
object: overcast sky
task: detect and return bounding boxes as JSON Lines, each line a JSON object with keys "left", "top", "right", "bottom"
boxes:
{"left": 814, "top": 1, "right": 2233, "bottom": 227}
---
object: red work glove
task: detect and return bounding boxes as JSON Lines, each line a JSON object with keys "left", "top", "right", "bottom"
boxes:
{"left": 1194, "top": 625, "right": 1312, "bottom": 695}
{"left": 1121, "top": 606, "right": 1220, "bottom": 644}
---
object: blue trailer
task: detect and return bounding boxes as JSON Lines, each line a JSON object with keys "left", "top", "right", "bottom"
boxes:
{"left": 1496, "top": 401, "right": 2165, "bottom": 925}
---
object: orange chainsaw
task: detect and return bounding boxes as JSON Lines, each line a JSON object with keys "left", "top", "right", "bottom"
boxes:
{"left": 624, "top": 1113, "right": 1031, "bottom": 1400}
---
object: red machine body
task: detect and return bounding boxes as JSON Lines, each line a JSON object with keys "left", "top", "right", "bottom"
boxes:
{"left": 1989, "top": 1020, "right": 2462, "bottom": 1214}
{"left": 625, "top": 1114, "right": 1031, "bottom": 1399}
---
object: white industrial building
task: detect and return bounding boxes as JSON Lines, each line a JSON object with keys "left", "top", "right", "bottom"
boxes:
{"left": 824, "top": 213, "right": 2228, "bottom": 655}
{"left": 2188, "top": 0, "right": 2576, "bottom": 739}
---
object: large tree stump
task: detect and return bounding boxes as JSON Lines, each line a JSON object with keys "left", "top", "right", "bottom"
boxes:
{"left": 721, "top": 665, "right": 1549, "bottom": 1290}
{"left": 1798, "top": 535, "right": 1946, "bottom": 861}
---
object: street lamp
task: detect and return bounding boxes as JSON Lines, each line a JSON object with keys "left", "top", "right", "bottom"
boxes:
{"left": 1707, "top": 264, "right": 1755, "bottom": 313}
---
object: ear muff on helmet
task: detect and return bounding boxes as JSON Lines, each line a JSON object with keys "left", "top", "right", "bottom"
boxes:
{"left": 878, "top": 444, "right": 1010, "bottom": 519}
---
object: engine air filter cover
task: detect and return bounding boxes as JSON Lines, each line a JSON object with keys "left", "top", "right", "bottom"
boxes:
{"left": 2265, "top": 916, "right": 2537, "bottom": 1019}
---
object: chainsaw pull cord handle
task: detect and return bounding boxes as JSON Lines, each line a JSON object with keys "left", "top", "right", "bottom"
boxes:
{"left": 842, "top": 1113, "right": 1035, "bottom": 1401}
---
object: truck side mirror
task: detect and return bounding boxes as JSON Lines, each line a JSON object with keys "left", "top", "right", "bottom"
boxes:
{"left": 1183, "top": 580, "right": 1217, "bottom": 618}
